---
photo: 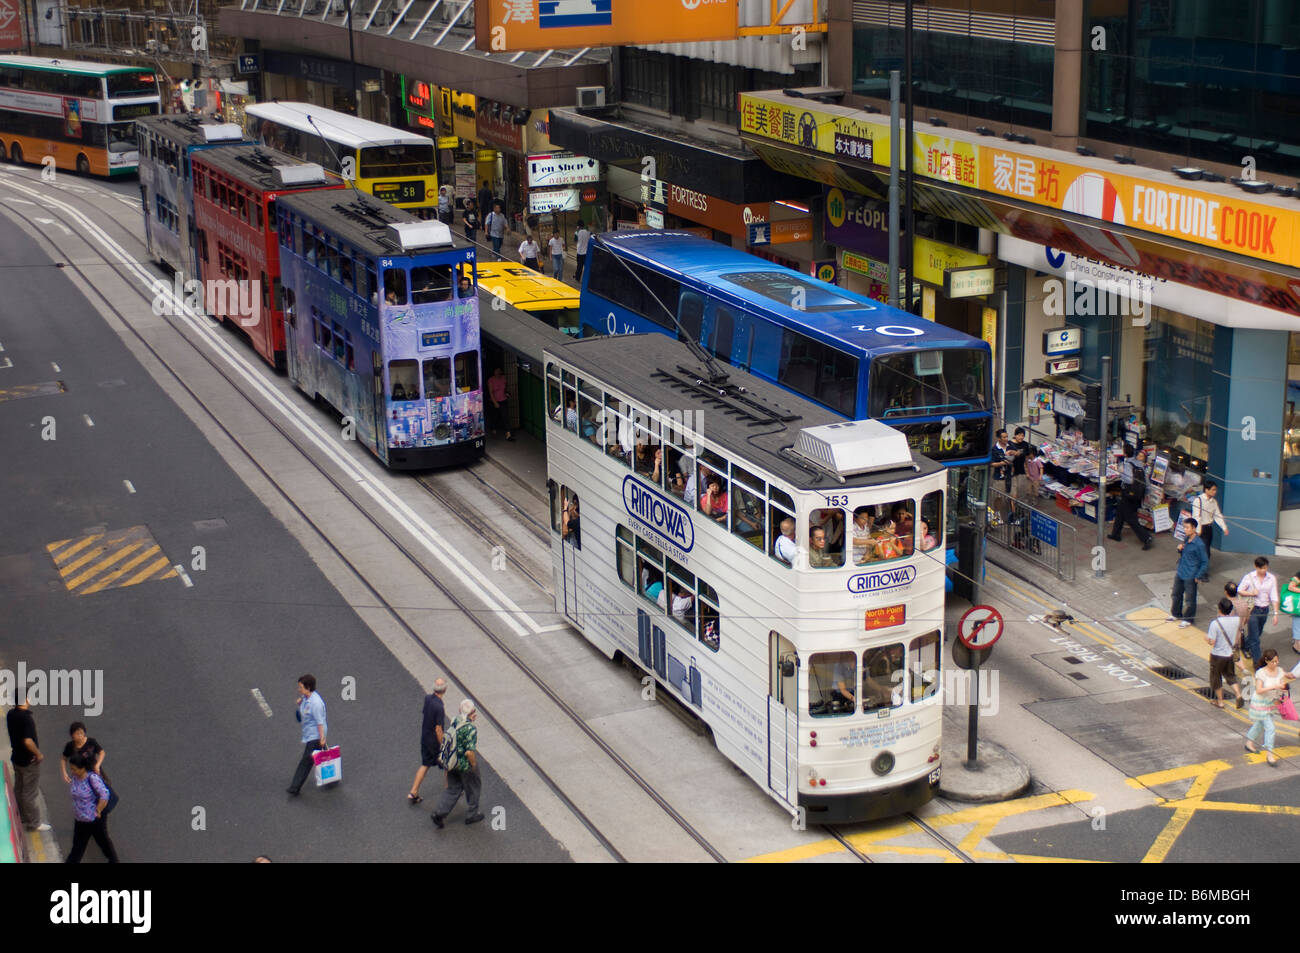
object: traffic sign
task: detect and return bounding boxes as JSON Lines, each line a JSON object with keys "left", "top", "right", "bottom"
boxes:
{"left": 958, "top": 605, "right": 1003, "bottom": 650}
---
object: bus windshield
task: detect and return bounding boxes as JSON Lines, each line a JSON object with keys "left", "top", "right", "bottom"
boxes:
{"left": 106, "top": 71, "right": 157, "bottom": 98}
{"left": 868, "top": 348, "right": 990, "bottom": 419}
{"left": 360, "top": 144, "right": 435, "bottom": 178}
{"left": 107, "top": 122, "right": 136, "bottom": 153}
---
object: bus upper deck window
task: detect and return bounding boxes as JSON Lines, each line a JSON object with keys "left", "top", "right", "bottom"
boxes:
{"left": 384, "top": 269, "right": 407, "bottom": 305}
{"left": 389, "top": 360, "right": 419, "bottom": 401}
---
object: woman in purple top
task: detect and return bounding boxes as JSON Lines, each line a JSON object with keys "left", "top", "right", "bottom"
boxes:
{"left": 65, "top": 752, "right": 119, "bottom": 863}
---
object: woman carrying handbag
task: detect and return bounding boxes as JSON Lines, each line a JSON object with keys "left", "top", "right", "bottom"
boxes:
{"left": 1246, "top": 649, "right": 1295, "bottom": 766}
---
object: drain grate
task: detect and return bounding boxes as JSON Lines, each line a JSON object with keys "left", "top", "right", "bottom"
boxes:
{"left": 1193, "top": 686, "right": 1215, "bottom": 699}
{"left": 1151, "top": 665, "right": 1194, "bottom": 680}
{"left": 1067, "top": 672, "right": 1089, "bottom": 680}
{"left": 1063, "top": 656, "right": 1083, "bottom": 665}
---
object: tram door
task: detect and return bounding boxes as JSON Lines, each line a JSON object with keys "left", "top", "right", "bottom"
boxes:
{"left": 767, "top": 631, "right": 799, "bottom": 807}
{"left": 370, "top": 351, "right": 387, "bottom": 460}
{"left": 560, "top": 533, "right": 580, "bottom": 628}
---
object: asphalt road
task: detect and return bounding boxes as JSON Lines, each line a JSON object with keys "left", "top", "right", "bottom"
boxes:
{"left": 0, "top": 201, "right": 569, "bottom": 862}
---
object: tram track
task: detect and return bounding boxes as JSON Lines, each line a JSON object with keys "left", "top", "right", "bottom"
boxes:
{"left": 826, "top": 812, "right": 977, "bottom": 863}
{"left": 0, "top": 168, "right": 729, "bottom": 863}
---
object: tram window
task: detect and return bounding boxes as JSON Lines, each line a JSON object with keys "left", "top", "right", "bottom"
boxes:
{"left": 909, "top": 631, "right": 941, "bottom": 702}
{"left": 560, "top": 486, "right": 581, "bottom": 550}
{"left": 366, "top": 265, "right": 378, "bottom": 303}
{"left": 633, "top": 416, "right": 660, "bottom": 480}
{"left": 808, "top": 652, "right": 856, "bottom": 717}
{"left": 637, "top": 558, "right": 666, "bottom": 611}
{"left": 282, "top": 287, "right": 296, "bottom": 328}
{"left": 389, "top": 360, "right": 419, "bottom": 401}
{"left": 919, "top": 490, "right": 943, "bottom": 554}
{"left": 770, "top": 505, "right": 796, "bottom": 566}
{"left": 294, "top": 222, "right": 304, "bottom": 257}
{"left": 578, "top": 385, "right": 602, "bottom": 448}
{"left": 665, "top": 425, "right": 692, "bottom": 498}
{"left": 318, "top": 317, "right": 332, "bottom": 353}
{"left": 411, "top": 265, "right": 453, "bottom": 303}
{"left": 548, "top": 480, "right": 560, "bottom": 533}
{"left": 809, "top": 508, "right": 844, "bottom": 568}
{"left": 732, "top": 465, "right": 765, "bottom": 497}
{"left": 332, "top": 323, "right": 345, "bottom": 362}
{"left": 698, "top": 469, "right": 728, "bottom": 526}
{"left": 345, "top": 337, "right": 355, "bottom": 372}
{"left": 698, "top": 597, "right": 719, "bottom": 652}
{"left": 548, "top": 377, "right": 563, "bottom": 431}
{"left": 384, "top": 269, "right": 407, "bottom": 305}
{"left": 677, "top": 292, "right": 704, "bottom": 346}
{"left": 457, "top": 265, "right": 475, "bottom": 298}
{"left": 667, "top": 580, "right": 695, "bottom": 631}
{"left": 454, "top": 351, "right": 479, "bottom": 394}
{"left": 604, "top": 394, "right": 632, "bottom": 465}
{"left": 423, "top": 358, "right": 451, "bottom": 399}
{"left": 254, "top": 199, "right": 263, "bottom": 231}
{"left": 555, "top": 387, "right": 578, "bottom": 432}
{"left": 615, "top": 526, "right": 635, "bottom": 589}
{"left": 305, "top": 232, "right": 318, "bottom": 267}
{"left": 326, "top": 244, "right": 341, "bottom": 283}
{"left": 340, "top": 257, "right": 354, "bottom": 292}
{"left": 731, "top": 484, "right": 764, "bottom": 552}
{"left": 770, "top": 486, "right": 795, "bottom": 513}
{"left": 862, "top": 644, "right": 905, "bottom": 712}
{"left": 850, "top": 499, "right": 913, "bottom": 565}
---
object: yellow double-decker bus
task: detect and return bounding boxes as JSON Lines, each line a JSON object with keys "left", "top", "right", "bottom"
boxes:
{"left": 0, "top": 56, "right": 160, "bottom": 175}
{"left": 476, "top": 260, "right": 581, "bottom": 335}
{"left": 244, "top": 101, "right": 437, "bottom": 218}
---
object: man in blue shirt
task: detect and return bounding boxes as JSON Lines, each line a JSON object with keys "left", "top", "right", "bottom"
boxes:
{"left": 1167, "top": 518, "right": 1208, "bottom": 628}
{"left": 287, "top": 674, "right": 328, "bottom": 796}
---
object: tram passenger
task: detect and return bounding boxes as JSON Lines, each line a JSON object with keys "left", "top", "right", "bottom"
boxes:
{"left": 815, "top": 509, "right": 845, "bottom": 557}
{"left": 641, "top": 566, "right": 666, "bottom": 608}
{"left": 670, "top": 583, "right": 694, "bottom": 624}
{"left": 894, "top": 505, "right": 915, "bottom": 556}
{"left": 458, "top": 275, "right": 473, "bottom": 298}
{"left": 775, "top": 518, "right": 798, "bottom": 565}
{"left": 831, "top": 656, "right": 856, "bottom": 709}
{"left": 634, "top": 443, "right": 655, "bottom": 477}
{"left": 851, "top": 506, "right": 874, "bottom": 565}
{"left": 392, "top": 382, "right": 408, "bottom": 401}
{"left": 808, "top": 527, "right": 838, "bottom": 568}
{"left": 918, "top": 520, "right": 939, "bottom": 552}
{"left": 870, "top": 517, "right": 902, "bottom": 562}
{"left": 553, "top": 394, "right": 578, "bottom": 430}
{"left": 561, "top": 495, "right": 581, "bottom": 550}
{"left": 700, "top": 476, "right": 728, "bottom": 523}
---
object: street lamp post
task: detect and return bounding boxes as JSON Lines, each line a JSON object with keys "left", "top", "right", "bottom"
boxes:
{"left": 903, "top": 0, "right": 915, "bottom": 314}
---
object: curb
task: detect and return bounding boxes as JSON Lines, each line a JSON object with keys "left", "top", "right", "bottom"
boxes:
{"left": 939, "top": 739, "right": 1032, "bottom": 803}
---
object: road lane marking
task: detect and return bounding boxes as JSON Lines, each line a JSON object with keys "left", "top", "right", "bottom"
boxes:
{"left": 251, "top": 688, "right": 273, "bottom": 718}
{"left": 123, "top": 480, "right": 135, "bottom": 493}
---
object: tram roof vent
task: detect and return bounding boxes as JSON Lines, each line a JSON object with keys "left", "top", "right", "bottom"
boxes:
{"left": 790, "top": 419, "right": 913, "bottom": 477}
{"left": 275, "top": 163, "right": 326, "bottom": 187}
{"left": 202, "top": 123, "right": 244, "bottom": 143}
{"left": 386, "top": 220, "right": 453, "bottom": 251}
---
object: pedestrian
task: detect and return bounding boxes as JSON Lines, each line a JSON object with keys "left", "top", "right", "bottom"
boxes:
{"left": 1205, "top": 598, "right": 1244, "bottom": 710}
{"left": 60, "top": 722, "right": 117, "bottom": 816}
{"left": 1189, "top": 480, "right": 1229, "bottom": 582}
{"left": 64, "top": 753, "right": 118, "bottom": 863}
{"left": 286, "top": 674, "right": 327, "bottom": 797}
{"left": 990, "top": 428, "right": 1011, "bottom": 519}
{"left": 519, "top": 235, "right": 541, "bottom": 272}
{"left": 1238, "top": 556, "right": 1280, "bottom": 670}
{"left": 437, "top": 186, "right": 453, "bottom": 225}
{"left": 574, "top": 224, "right": 592, "bottom": 282}
{"left": 477, "top": 182, "right": 493, "bottom": 223}
{"left": 462, "top": 198, "right": 480, "bottom": 246}
{"left": 1285, "top": 570, "right": 1300, "bottom": 654}
{"left": 431, "top": 699, "right": 483, "bottom": 828}
{"left": 484, "top": 202, "right": 508, "bottom": 258}
{"left": 6, "top": 696, "right": 50, "bottom": 832}
{"left": 407, "top": 678, "right": 448, "bottom": 805}
{"left": 548, "top": 230, "right": 565, "bottom": 280}
{"left": 487, "top": 366, "right": 512, "bottom": 441}
{"left": 1109, "top": 449, "right": 1152, "bottom": 549}
{"left": 1025, "top": 446, "right": 1043, "bottom": 499}
{"left": 1245, "top": 648, "right": 1294, "bottom": 766}
{"left": 1008, "top": 427, "right": 1031, "bottom": 500}
{"left": 1166, "top": 517, "right": 1207, "bottom": 628}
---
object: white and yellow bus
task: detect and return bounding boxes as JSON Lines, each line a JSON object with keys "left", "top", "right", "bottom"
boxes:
{"left": 0, "top": 56, "right": 160, "bottom": 175}
{"left": 476, "top": 260, "right": 581, "bottom": 335}
{"left": 244, "top": 102, "right": 438, "bottom": 218}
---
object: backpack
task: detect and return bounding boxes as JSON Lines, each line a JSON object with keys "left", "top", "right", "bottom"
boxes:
{"left": 438, "top": 717, "right": 461, "bottom": 771}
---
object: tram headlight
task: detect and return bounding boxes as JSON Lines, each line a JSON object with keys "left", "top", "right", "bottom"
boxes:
{"left": 871, "top": 751, "right": 895, "bottom": 777}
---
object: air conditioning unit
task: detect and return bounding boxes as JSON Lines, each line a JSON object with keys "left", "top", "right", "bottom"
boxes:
{"left": 576, "top": 86, "right": 605, "bottom": 109}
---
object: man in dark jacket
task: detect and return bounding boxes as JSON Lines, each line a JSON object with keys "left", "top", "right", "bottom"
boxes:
{"left": 407, "top": 678, "right": 447, "bottom": 804}
{"left": 1109, "top": 449, "right": 1153, "bottom": 549}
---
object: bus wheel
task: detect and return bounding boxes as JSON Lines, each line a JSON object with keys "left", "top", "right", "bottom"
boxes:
{"left": 9, "top": 144, "right": 22, "bottom": 165}
{"left": 76, "top": 154, "right": 90, "bottom": 176}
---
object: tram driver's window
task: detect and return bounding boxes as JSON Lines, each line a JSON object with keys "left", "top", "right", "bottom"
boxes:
{"left": 808, "top": 508, "right": 844, "bottom": 568}
{"left": 919, "top": 490, "right": 944, "bottom": 554}
{"left": 389, "top": 360, "right": 419, "bottom": 402}
{"left": 423, "top": 358, "right": 451, "bottom": 399}
{"left": 383, "top": 268, "right": 408, "bottom": 306}
{"left": 808, "top": 652, "right": 856, "bottom": 717}
{"left": 454, "top": 351, "right": 479, "bottom": 394}
{"left": 457, "top": 265, "right": 475, "bottom": 298}
{"left": 411, "top": 265, "right": 453, "bottom": 303}
{"left": 862, "top": 644, "right": 905, "bottom": 712}
{"left": 909, "top": 631, "right": 941, "bottom": 702}
{"left": 851, "top": 499, "right": 913, "bottom": 565}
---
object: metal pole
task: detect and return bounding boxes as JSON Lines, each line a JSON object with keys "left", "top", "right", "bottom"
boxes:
{"left": 1096, "top": 355, "right": 1111, "bottom": 577}
{"left": 888, "top": 70, "right": 900, "bottom": 308}
{"left": 903, "top": 0, "right": 915, "bottom": 313}
{"left": 966, "top": 652, "right": 980, "bottom": 767}
{"left": 347, "top": 0, "right": 359, "bottom": 115}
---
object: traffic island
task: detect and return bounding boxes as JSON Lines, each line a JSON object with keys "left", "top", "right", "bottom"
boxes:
{"left": 938, "top": 738, "right": 1032, "bottom": 803}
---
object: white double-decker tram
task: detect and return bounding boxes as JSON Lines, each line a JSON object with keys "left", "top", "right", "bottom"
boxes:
{"left": 545, "top": 334, "right": 948, "bottom": 823}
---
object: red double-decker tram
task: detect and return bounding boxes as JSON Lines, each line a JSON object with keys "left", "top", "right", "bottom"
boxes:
{"left": 190, "top": 144, "right": 345, "bottom": 368}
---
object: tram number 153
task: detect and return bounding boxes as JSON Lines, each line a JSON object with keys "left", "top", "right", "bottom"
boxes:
{"left": 822, "top": 494, "right": 850, "bottom": 507}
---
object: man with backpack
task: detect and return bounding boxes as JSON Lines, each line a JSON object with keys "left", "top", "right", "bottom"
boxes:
{"left": 431, "top": 699, "right": 483, "bottom": 828}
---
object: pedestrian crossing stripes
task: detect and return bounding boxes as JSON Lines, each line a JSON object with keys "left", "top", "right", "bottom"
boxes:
{"left": 46, "top": 525, "right": 178, "bottom": 596}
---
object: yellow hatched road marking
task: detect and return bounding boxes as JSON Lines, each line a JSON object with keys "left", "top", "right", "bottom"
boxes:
{"left": 1130, "top": 759, "right": 1231, "bottom": 864}
{"left": 80, "top": 544, "right": 161, "bottom": 595}
{"left": 122, "top": 555, "right": 174, "bottom": 587}
{"left": 63, "top": 541, "right": 145, "bottom": 591}
{"left": 47, "top": 533, "right": 102, "bottom": 562}
{"left": 57, "top": 542, "right": 111, "bottom": 577}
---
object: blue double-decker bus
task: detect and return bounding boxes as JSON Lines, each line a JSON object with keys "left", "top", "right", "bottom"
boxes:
{"left": 578, "top": 231, "right": 994, "bottom": 535}
{"left": 276, "top": 189, "right": 484, "bottom": 469}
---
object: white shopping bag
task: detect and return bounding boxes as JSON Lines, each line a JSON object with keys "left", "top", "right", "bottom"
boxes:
{"left": 312, "top": 745, "right": 342, "bottom": 786}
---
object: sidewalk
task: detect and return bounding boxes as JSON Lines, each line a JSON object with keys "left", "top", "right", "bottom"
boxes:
{"left": 0, "top": 705, "right": 60, "bottom": 863}
{"left": 986, "top": 498, "right": 1297, "bottom": 682}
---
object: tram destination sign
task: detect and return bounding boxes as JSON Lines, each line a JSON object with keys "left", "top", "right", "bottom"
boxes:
{"left": 864, "top": 605, "right": 906, "bottom": 630}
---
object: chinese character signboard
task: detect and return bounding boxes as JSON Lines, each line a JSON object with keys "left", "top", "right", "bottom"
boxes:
{"left": 528, "top": 152, "right": 600, "bottom": 188}
{"left": 477, "top": 0, "right": 737, "bottom": 51}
